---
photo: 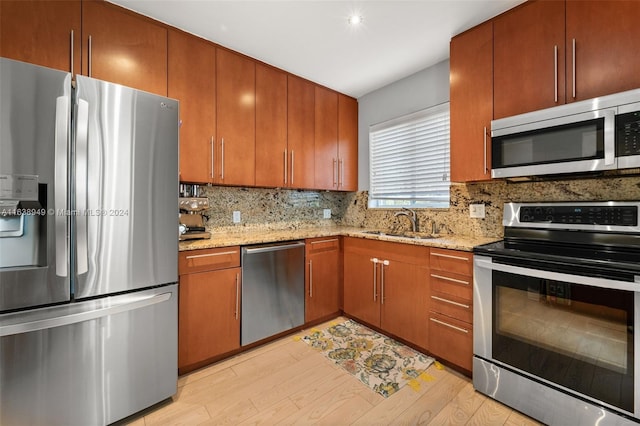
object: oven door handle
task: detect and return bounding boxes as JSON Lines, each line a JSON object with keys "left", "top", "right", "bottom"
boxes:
{"left": 475, "top": 257, "right": 640, "bottom": 292}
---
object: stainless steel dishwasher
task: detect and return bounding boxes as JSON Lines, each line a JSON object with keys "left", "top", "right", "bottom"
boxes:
{"left": 241, "top": 241, "right": 305, "bottom": 346}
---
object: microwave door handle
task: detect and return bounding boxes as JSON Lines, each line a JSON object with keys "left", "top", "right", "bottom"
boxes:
{"left": 603, "top": 109, "right": 616, "bottom": 166}
{"left": 75, "top": 99, "right": 89, "bottom": 275}
{"left": 54, "top": 96, "right": 69, "bottom": 277}
{"left": 475, "top": 257, "right": 638, "bottom": 292}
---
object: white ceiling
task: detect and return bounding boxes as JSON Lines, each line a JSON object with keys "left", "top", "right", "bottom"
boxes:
{"left": 109, "top": 0, "right": 523, "bottom": 98}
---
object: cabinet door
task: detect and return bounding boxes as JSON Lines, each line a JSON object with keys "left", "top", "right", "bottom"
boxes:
{"left": 178, "top": 268, "right": 241, "bottom": 370}
{"left": 338, "top": 94, "right": 358, "bottom": 191}
{"left": 287, "top": 76, "right": 316, "bottom": 189}
{"left": 216, "top": 49, "right": 256, "bottom": 186}
{"left": 380, "top": 260, "right": 427, "bottom": 347}
{"left": 493, "top": 0, "right": 565, "bottom": 119}
{"left": 343, "top": 242, "right": 380, "bottom": 326}
{"left": 566, "top": 1, "right": 640, "bottom": 102}
{"left": 450, "top": 21, "right": 493, "bottom": 182}
{"left": 255, "top": 64, "right": 288, "bottom": 187}
{"left": 314, "top": 86, "right": 339, "bottom": 190}
{"left": 305, "top": 238, "right": 341, "bottom": 323}
{"left": 169, "top": 30, "right": 215, "bottom": 184}
{"left": 82, "top": 1, "right": 167, "bottom": 96}
{"left": 0, "top": 0, "right": 81, "bottom": 74}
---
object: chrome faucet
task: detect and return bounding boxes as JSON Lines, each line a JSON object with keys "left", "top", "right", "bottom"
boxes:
{"left": 394, "top": 208, "right": 418, "bottom": 232}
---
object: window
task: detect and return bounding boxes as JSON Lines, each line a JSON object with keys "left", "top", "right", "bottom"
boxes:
{"left": 368, "top": 102, "right": 450, "bottom": 209}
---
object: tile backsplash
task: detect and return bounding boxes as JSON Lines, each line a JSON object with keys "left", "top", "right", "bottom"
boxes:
{"left": 196, "top": 175, "right": 640, "bottom": 237}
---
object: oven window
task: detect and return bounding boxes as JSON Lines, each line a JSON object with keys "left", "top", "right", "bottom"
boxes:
{"left": 492, "top": 270, "right": 634, "bottom": 413}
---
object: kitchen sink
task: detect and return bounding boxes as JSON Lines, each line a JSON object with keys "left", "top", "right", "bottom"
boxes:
{"left": 360, "top": 230, "right": 439, "bottom": 240}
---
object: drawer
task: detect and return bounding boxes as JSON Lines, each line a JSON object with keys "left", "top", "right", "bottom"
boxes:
{"left": 430, "top": 248, "right": 472, "bottom": 276}
{"left": 306, "top": 237, "right": 340, "bottom": 255}
{"left": 179, "top": 247, "right": 240, "bottom": 275}
{"left": 428, "top": 311, "right": 472, "bottom": 371}
{"left": 430, "top": 271, "right": 472, "bottom": 301}
{"left": 429, "top": 290, "right": 472, "bottom": 323}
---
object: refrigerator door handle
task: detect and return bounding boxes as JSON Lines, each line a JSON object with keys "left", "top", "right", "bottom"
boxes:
{"left": 54, "top": 96, "right": 69, "bottom": 277}
{"left": 0, "top": 291, "right": 172, "bottom": 337}
{"left": 75, "top": 98, "right": 90, "bottom": 275}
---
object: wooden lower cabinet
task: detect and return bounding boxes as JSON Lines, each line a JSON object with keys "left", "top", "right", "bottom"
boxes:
{"left": 343, "top": 237, "right": 428, "bottom": 348}
{"left": 178, "top": 247, "right": 241, "bottom": 373}
{"left": 427, "top": 248, "right": 473, "bottom": 372}
{"left": 305, "top": 237, "right": 341, "bottom": 322}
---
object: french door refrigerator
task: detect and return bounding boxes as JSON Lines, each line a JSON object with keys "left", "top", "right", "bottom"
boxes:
{"left": 0, "top": 57, "right": 179, "bottom": 425}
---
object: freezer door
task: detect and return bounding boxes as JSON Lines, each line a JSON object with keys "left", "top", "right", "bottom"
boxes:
{"left": 0, "top": 58, "right": 71, "bottom": 311}
{"left": 0, "top": 284, "right": 178, "bottom": 425}
{"left": 74, "top": 76, "right": 178, "bottom": 298}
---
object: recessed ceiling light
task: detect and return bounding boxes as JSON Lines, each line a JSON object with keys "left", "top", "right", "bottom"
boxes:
{"left": 348, "top": 15, "right": 363, "bottom": 26}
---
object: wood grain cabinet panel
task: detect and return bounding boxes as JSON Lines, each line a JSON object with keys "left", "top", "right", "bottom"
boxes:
{"left": 0, "top": 0, "right": 81, "bottom": 75}
{"left": 168, "top": 30, "right": 216, "bottom": 184}
{"left": 314, "top": 86, "right": 339, "bottom": 190}
{"left": 337, "top": 94, "right": 358, "bottom": 191}
{"left": 216, "top": 49, "right": 256, "bottom": 186}
{"left": 450, "top": 21, "right": 493, "bottom": 182}
{"left": 305, "top": 237, "right": 341, "bottom": 323}
{"left": 82, "top": 0, "right": 168, "bottom": 96}
{"left": 287, "top": 76, "right": 316, "bottom": 189}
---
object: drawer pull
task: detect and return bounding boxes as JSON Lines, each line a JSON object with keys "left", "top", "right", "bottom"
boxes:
{"left": 431, "top": 295, "right": 470, "bottom": 309}
{"left": 430, "top": 317, "right": 469, "bottom": 334}
{"left": 310, "top": 238, "right": 339, "bottom": 245}
{"left": 185, "top": 250, "right": 238, "bottom": 260}
{"left": 430, "top": 273, "right": 469, "bottom": 285}
{"left": 431, "top": 252, "right": 469, "bottom": 261}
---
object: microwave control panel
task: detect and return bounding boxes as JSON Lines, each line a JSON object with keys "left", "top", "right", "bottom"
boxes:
{"left": 520, "top": 205, "right": 638, "bottom": 226}
{"left": 616, "top": 111, "right": 640, "bottom": 156}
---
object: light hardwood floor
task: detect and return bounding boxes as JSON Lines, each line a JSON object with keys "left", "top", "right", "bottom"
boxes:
{"left": 125, "top": 318, "right": 542, "bottom": 425}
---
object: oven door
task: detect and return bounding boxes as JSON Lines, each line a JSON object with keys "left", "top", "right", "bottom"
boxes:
{"left": 474, "top": 255, "right": 639, "bottom": 419}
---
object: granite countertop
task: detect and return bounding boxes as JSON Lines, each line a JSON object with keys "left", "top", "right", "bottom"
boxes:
{"left": 179, "top": 225, "right": 500, "bottom": 252}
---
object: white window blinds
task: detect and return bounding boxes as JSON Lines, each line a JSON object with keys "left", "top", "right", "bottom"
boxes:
{"left": 369, "top": 102, "right": 450, "bottom": 209}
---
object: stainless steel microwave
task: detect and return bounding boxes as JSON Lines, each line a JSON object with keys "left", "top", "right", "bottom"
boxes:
{"left": 491, "top": 89, "right": 640, "bottom": 178}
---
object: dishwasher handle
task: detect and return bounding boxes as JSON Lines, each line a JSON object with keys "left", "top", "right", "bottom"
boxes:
{"left": 243, "top": 241, "right": 305, "bottom": 255}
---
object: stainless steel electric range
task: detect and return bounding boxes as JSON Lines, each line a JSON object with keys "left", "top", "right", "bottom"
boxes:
{"left": 474, "top": 201, "right": 640, "bottom": 425}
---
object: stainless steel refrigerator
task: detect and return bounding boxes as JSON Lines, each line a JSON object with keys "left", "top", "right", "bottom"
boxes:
{"left": 0, "top": 57, "right": 179, "bottom": 425}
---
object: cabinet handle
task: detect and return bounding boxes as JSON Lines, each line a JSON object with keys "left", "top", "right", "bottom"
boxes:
{"left": 483, "top": 127, "right": 488, "bottom": 174}
{"left": 553, "top": 45, "right": 558, "bottom": 103}
{"left": 431, "top": 295, "right": 470, "bottom": 309}
{"left": 572, "top": 38, "right": 576, "bottom": 99}
{"left": 309, "top": 260, "right": 313, "bottom": 298}
{"left": 221, "top": 138, "right": 225, "bottom": 180}
{"left": 371, "top": 258, "right": 378, "bottom": 301}
{"left": 310, "top": 238, "right": 339, "bottom": 245}
{"left": 70, "top": 30, "right": 74, "bottom": 76}
{"left": 290, "top": 150, "right": 295, "bottom": 185}
{"left": 185, "top": 250, "right": 238, "bottom": 260}
{"left": 88, "top": 35, "right": 92, "bottom": 77}
{"left": 380, "top": 260, "right": 389, "bottom": 304}
{"left": 235, "top": 273, "right": 240, "bottom": 320}
{"left": 211, "top": 136, "right": 216, "bottom": 179}
{"left": 430, "top": 273, "right": 469, "bottom": 286}
{"left": 339, "top": 158, "right": 344, "bottom": 188}
{"left": 431, "top": 252, "right": 469, "bottom": 261}
{"left": 333, "top": 159, "right": 338, "bottom": 186}
{"left": 430, "top": 317, "right": 469, "bottom": 334}
{"left": 284, "top": 149, "right": 288, "bottom": 185}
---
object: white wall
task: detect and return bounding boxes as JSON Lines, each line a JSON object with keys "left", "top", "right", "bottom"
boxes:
{"left": 357, "top": 59, "right": 450, "bottom": 190}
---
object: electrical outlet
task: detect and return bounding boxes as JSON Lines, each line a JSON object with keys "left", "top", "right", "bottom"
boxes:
{"left": 323, "top": 209, "right": 331, "bottom": 219}
{"left": 232, "top": 211, "right": 241, "bottom": 223}
{"left": 469, "top": 203, "right": 485, "bottom": 219}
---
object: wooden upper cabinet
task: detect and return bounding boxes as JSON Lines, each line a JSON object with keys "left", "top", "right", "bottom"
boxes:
{"left": 493, "top": 0, "right": 565, "bottom": 119}
{"left": 287, "top": 76, "right": 316, "bottom": 189}
{"left": 255, "top": 64, "right": 288, "bottom": 188}
{"left": 338, "top": 94, "right": 358, "bottom": 191}
{"left": 82, "top": 0, "right": 168, "bottom": 96}
{"left": 566, "top": 1, "right": 640, "bottom": 102}
{"left": 0, "top": 0, "right": 81, "bottom": 74}
{"left": 216, "top": 49, "right": 256, "bottom": 186}
{"left": 450, "top": 21, "right": 493, "bottom": 183}
{"left": 314, "top": 86, "right": 339, "bottom": 190}
{"left": 168, "top": 30, "right": 216, "bottom": 184}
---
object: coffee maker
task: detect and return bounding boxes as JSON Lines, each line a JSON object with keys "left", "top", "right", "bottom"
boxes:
{"left": 179, "top": 184, "right": 211, "bottom": 241}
